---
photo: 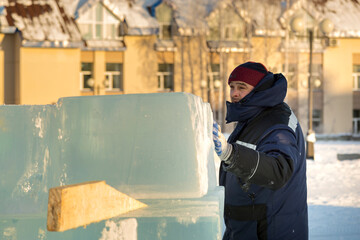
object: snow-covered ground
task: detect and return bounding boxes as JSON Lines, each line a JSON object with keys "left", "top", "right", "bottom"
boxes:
{"left": 308, "top": 140, "right": 360, "bottom": 239}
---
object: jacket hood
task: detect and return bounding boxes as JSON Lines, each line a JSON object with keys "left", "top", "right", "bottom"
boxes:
{"left": 225, "top": 72, "right": 287, "bottom": 123}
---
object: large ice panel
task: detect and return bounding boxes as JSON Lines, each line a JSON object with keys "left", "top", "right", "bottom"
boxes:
{"left": 56, "top": 93, "right": 216, "bottom": 198}
{"left": 0, "top": 93, "right": 223, "bottom": 239}
{"left": 1, "top": 93, "right": 216, "bottom": 213}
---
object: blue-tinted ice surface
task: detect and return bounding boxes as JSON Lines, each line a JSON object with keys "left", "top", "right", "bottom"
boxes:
{"left": 0, "top": 93, "right": 224, "bottom": 239}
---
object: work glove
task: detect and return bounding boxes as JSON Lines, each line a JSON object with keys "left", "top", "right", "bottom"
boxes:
{"left": 213, "top": 121, "right": 232, "bottom": 161}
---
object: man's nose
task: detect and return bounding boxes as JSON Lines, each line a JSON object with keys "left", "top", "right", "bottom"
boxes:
{"left": 232, "top": 89, "right": 240, "bottom": 97}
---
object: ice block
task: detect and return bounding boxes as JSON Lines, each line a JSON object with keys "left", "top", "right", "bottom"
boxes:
{"left": 56, "top": 93, "right": 217, "bottom": 199}
{"left": 0, "top": 92, "right": 224, "bottom": 239}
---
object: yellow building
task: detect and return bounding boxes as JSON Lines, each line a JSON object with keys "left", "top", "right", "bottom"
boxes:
{"left": 0, "top": 0, "right": 83, "bottom": 105}
{"left": 0, "top": 0, "right": 359, "bottom": 136}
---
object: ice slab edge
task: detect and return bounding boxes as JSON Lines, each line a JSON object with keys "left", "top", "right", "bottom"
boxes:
{"left": 1, "top": 186, "right": 224, "bottom": 240}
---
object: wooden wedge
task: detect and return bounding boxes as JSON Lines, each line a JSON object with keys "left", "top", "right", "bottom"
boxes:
{"left": 47, "top": 180, "right": 147, "bottom": 232}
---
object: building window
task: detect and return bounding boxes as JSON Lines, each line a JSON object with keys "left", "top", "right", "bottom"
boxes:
{"left": 80, "top": 62, "right": 93, "bottom": 90}
{"left": 77, "top": 2, "right": 121, "bottom": 40}
{"left": 222, "top": 23, "right": 245, "bottom": 40}
{"left": 313, "top": 109, "right": 322, "bottom": 132}
{"left": 105, "top": 63, "right": 123, "bottom": 91}
{"left": 157, "top": 64, "right": 173, "bottom": 91}
{"left": 207, "top": 8, "right": 246, "bottom": 41}
{"left": 353, "top": 110, "right": 360, "bottom": 134}
{"left": 155, "top": 3, "right": 173, "bottom": 40}
{"left": 353, "top": 65, "right": 360, "bottom": 90}
{"left": 208, "top": 64, "right": 220, "bottom": 91}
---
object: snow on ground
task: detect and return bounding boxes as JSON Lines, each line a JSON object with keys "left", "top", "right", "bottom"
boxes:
{"left": 308, "top": 140, "right": 360, "bottom": 239}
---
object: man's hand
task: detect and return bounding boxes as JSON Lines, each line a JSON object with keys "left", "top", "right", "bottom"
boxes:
{"left": 213, "top": 122, "right": 232, "bottom": 160}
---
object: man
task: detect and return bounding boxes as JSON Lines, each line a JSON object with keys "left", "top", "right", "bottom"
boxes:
{"left": 213, "top": 62, "right": 308, "bottom": 240}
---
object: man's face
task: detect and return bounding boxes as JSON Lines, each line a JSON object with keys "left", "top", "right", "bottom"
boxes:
{"left": 229, "top": 81, "right": 254, "bottom": 103}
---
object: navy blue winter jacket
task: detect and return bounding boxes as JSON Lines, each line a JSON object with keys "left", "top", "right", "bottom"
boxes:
{"left": 220, "top": 72, "right": 308, "bottom": 240}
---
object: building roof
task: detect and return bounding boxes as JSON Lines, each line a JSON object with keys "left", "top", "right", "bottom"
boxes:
{"left": 61, "top": 0, "right": 82, "bottom": 16}
{"left": 279, "top": 0, "right": 360, "bottom": 38}
{"left": 313, "top": 0, "right": 360, "bottom": 37}
{"left": 143, "top": 0, "right": 217, "bottom": 36}
{"left": 144, "top": 0, "right": 360, "bottom": 38}
{"left": 2, "top": 0, "right": 359, "bottom": 44}
{"left": 73, "top": 0, "right": 360, "bottom": 38}
{"left": 1, "top": 0, "right": 83, "bottom": 47}
{"left": 76, "top": 0, "right": 159, "bottom": 35}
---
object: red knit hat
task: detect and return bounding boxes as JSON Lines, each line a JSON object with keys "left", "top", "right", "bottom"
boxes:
{"left": 228, "top": 61, "right": 268, "bottom": 87}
